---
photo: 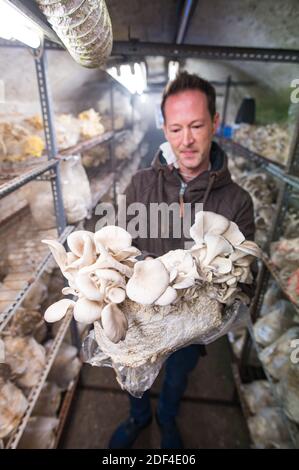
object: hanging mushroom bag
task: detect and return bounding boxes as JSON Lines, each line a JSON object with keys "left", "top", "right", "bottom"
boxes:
{"left": 36, "top": 0, "right": 113, "bottom": 68}
{"left": 42, "top": 211, "right": 261, "bottom": 397}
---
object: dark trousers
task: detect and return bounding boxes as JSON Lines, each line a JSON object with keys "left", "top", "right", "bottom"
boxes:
{"left": 129, "top": 344, "right": 203, "bottom": 425}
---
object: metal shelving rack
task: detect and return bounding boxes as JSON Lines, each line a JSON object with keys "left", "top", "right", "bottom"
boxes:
{"left": 0, "top": 40, "right": 78, "bottom": 448}
{"left": 221, "top": 99, "right": 299, "bottom": 447}
{"left": 0, "top": 27, "right": 137, "bottom": 448}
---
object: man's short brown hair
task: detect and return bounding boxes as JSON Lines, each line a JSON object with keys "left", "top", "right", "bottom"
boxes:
{"left": 161, "top": 71, "right": 216, "bottom": 121}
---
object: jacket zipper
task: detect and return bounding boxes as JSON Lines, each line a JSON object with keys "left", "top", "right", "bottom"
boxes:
{"left": 179, "top": 181, "right": 187, "bottom": 218}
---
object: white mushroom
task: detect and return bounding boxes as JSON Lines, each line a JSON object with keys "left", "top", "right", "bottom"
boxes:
{"left": 94, "top": 226, "right": 132, "bottom": 254}
{"left": 62, "top": 286, "right": 78, "bottom": 296}
{"left": 67, "top": 230, "right": 95, "bottom": 257}
{"left": 159, "top": 249, "right": 194, "bottom": 273}
{"left": 159, "top": 250, "right": 199, "bottom": 289}
{"left": 172, "top": 276, "right": 196, "bottom": 289}
{"left": 113, "top": 246, "right": 141, "bottom": 262}
{"left": 190, "top": 245, "right": 207, "bottom": 265}
{"left": 155, "top": 286, "right": 178, "bottom": 306}
{"left": 126, "top": 259, "right": 170, "bottom": 305}
{"left": 42, "top": 239, "right": 76, "bottom": 286}
{"left": 234, "top": 255, "right": 254, "bottom": 267}
{"left": 209, "top": 256, "right": 232, "bottom": 275}
{"left": 237, "top": 240, "right": 261, "bottom": 258}
{"left": 66, "top": 252, "right": 79, "bottom": 264}
{"left": 65, "top": 234, "right": 96, "bottom": 270}
{"left": 73, "top": 298, "right": 102, "bottom": 324}
{"left": 75, "top": 271, "right": 103, "bottom": 301}
{"left": 213, "top": 273, "right": 237, "bottom": 284}
{"left": 100, "top": 303, "right": 128, "bottom": 343}
{"left": 222, "top": 221, "right": 245, "bottom": 246}
{"left": 202, "top": 234, "right": 233, "bottom": 266}
{"left": 106, "top": 286, "right": 126, "bottom": 304}
{"left": 190, "top": 211, "right": 230, "bottom": 244}
{"left": 81, "top": 241, "right": 133, "bottom": 278}
{"left": 44, "top": 298, "right": 75, "bottom": 323}
{"left": 95, "top": 268, "right": 125, "bottom": 286}
{"left": 42, "top": 239, "right": 67, "bottom": 272}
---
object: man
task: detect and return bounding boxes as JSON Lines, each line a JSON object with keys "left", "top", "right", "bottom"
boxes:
{"left": 109, "top": 71, "right": 255, "bottom": 449}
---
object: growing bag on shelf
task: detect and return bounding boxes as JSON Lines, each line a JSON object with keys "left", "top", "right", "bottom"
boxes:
{"left": 23, "top": 155, "right": 92, "bottom": 228}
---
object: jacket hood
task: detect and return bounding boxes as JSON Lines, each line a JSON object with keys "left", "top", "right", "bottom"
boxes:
{"left": 151, "top": 140, "right": 232, "bottom": 191}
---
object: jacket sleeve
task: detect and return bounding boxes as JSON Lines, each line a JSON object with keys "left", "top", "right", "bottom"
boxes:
{"left": 234, "top": 192, "right": 258, "bottom": 300}
{"left": 233, "top": 192, "right": 255, "bottom": 241}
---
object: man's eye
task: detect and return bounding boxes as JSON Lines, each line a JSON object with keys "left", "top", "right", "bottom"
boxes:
{"left": 192, "top": 125, "right": 203, "bottom": 129}
{"left": 171, "top": 129, "right": 180, "bottom": 133}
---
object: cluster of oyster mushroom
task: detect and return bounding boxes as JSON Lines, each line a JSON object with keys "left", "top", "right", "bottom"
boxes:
{"left": 43, "top": 211, "right": 260, "bottom": 345}
{"left": 43, "top": 226, "right": 140, "bottom": 343}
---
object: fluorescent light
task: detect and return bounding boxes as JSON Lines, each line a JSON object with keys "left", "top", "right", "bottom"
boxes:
{"left": 107, "top": 62, "right": 147, "bottom": 95}
{"left": 168, "top": 61, "right": 180, "bottom": 81}
{"left": 139, "top": 94, "right": 148, "bottom": 103}
{"left": 0, "top": 0, "right": 41, "bottom": 48}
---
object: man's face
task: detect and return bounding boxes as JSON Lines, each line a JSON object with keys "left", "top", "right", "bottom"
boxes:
{"left": 163, "top": 90, "right": 219, "bottom": 172}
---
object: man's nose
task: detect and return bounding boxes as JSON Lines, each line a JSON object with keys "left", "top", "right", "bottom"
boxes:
{"left": 182, "top": 127, "right": 194, "bottom": 146}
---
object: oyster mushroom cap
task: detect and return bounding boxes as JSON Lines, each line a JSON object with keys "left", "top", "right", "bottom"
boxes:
{"left": 106, "top": 286, "right": 126, "bottom": 304}
{"left": 100, "top": 303, "right": 128, "bottom": 343}
{"left": 190, "top": 211, "right": 230, "bottom": 244}
{"left": 222, "top": 221, "right": 245, "bottom": 247}
{"left": 66, "top": 252, "right": 79, "bottom": 264}
{"left": 213, "top": 273, "right": 237, "bottom": 284}
{"left": 209, "top": 256, "right": 233, "bottom": 275}
{"left": 159, "top": 249, "right": 194, "bottom": 274}
{"left": 172, "top": 276, "right": 196, "bottom": 289}
{"left": 155, "top": 286, "right": 178, "bottom": 306}
{"left": 190, "top": 245, "right": 207, "bottom": 265}
{"left": 94, "top": 268, "right": 125, "bottom": 286}
{"left": 42, "top": 239, "right": 67, "bottom": 271}
{"left": 44, "top": 298, "right": 75, "bottom": 323}
{"left": 73, "top": 298, "right": 102, "bottom": 324}
{"left": 75, "top": 271, "right": 103, "bottom": 301}
{"left": 67, "top": 231, "right": 95, "bottom": 257}
{"left": 126, "top": 258, "right": 170, "bottom": 305}
{"left": 94, "top": 226, "right": 132, "bottom": 253}
{"left": 237, "top": 240, "right": 261, "bottom": 258}
{"left": 202, "top": 234, "right": 233, "bottom": 266}
{"left": 62, "top": 286, "right": 78, "bottom": 296}
{"left": 234, "top": 255, "right": 254, "bottom": 267}
{"left": 113, "top": 246, "right": 141, "bottom": 262}
{"left": 82, "top": 242, "right": 133, "bottom": 278}
{"left": 65, "top": 234, "right": 96, "bottom": 270}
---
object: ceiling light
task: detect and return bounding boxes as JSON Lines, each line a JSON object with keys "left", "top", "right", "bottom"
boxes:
{"left": 168, "top": 60, "right": 180, "bottom": 81}
{"left": 107, "top": 62, "right": 147, "bottom": 95}
{"left": 0, "top": 0, "right": 42, "bottom": 48}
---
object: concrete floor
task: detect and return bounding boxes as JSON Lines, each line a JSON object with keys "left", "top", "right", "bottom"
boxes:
{"left": 60, "top": 336, "right": 251, "bottom": 449}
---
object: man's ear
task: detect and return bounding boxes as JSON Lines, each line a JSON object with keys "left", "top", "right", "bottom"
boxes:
{"left": 213, "top": 112, "right": 220, "bottom": 134}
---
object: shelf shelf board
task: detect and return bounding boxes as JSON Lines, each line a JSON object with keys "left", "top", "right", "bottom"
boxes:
{"left": 245, "top": 318, "right": 299, "bottom": 449}
{"left": 0, "top": 160, "right": 58, "bottom": 200}
{"left": 59, "top": 132, "right": 114, "bottom": 158}
{"left": 54, "top": 373, "right": 81, "bottom": 448}
{"left": 6, "top": 310, "right": 74, "bottom": 449}
{"left": 219, "top": 138, "right": 299, "bottom": 191}
{"left": 0, "top": 225, "right": 74, "bottom": 333}
{"left": 262, "top": 254, "right": 299, "bottom": 310}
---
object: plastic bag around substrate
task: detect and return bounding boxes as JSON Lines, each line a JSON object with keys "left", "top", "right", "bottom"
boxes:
{"left": 82, "top": 300, "right": 249, "bottom": 398}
